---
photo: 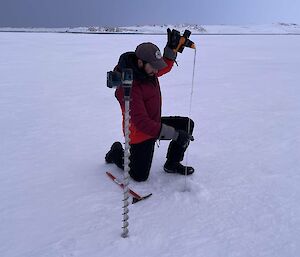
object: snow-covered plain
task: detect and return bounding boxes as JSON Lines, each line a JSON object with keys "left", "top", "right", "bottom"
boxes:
{"left": 0, "top": 32, "right": 300, "bottom": 257}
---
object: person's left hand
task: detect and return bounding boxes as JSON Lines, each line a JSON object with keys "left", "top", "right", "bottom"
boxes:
{"left": 166, "top": 28, "right": 181, "bottom": 50}
{"left": 164, "top": 28, "right": 185, "bottom": 60}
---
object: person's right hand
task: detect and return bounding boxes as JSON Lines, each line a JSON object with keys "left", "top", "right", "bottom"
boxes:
{"left": 174, "top": 130, "right": 194, "bottom": 148}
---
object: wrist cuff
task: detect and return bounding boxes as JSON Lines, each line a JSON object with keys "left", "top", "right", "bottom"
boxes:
{"left": 163, "top": 46, "right": 177, "bottom": 61}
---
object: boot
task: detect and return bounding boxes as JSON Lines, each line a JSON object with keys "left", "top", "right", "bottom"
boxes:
{"left": 164, "top": 160, "right": 194, "bottom": 175}
{"left": 105, "top": 142, "right": 123, "bottom": 164}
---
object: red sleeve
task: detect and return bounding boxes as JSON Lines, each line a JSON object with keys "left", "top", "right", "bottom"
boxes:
{"left": 157, "top": 58, "right": 175, "bottom": 77}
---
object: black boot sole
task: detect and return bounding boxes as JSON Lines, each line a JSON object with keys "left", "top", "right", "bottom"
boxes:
{"left": 164, "top": 166, "right": 194, "bottom": 175}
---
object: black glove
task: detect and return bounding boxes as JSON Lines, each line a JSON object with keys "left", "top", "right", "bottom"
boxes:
{"left": 165, "top": 28, "right": 192, "bottom": 60}
{"left": 175, "top": 130, "right": 194, "bottom": 148}
{"left": 164, "top": 28, "right": 182, "bottom": 60}
{"left": 166, "top": 28, "right": 181, "bottom": 49}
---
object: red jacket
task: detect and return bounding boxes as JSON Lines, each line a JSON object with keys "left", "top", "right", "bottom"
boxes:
{"left": 115, "top": 52, "right": 174, "bottom": 144}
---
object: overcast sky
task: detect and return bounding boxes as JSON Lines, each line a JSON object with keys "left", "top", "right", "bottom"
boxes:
{"left": 0, "top": 0, "right": 299, "bottom": 27}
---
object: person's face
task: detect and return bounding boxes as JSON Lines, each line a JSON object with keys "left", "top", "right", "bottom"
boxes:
{"left": 143, "top": 63, "right": 158, "bottom": 76}
{"left": 138, "top": 59, "right": 158, "bottom": 76}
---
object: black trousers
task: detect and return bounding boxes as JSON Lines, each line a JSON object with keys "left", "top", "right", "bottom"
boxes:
{"left": 113, "top": 116, "right": 194, "bottom": 182}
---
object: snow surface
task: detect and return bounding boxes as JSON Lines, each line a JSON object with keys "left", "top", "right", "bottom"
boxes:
{"left": 0, "top": 32, "right": 300, "bottom": 257}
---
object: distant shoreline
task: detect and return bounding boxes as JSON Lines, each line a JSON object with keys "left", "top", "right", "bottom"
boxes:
{"left": 1, "top": 23, "right": 300, "bottom": 35}
{"left": 1, "top": 30, "right": 300, "bottom": 36}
